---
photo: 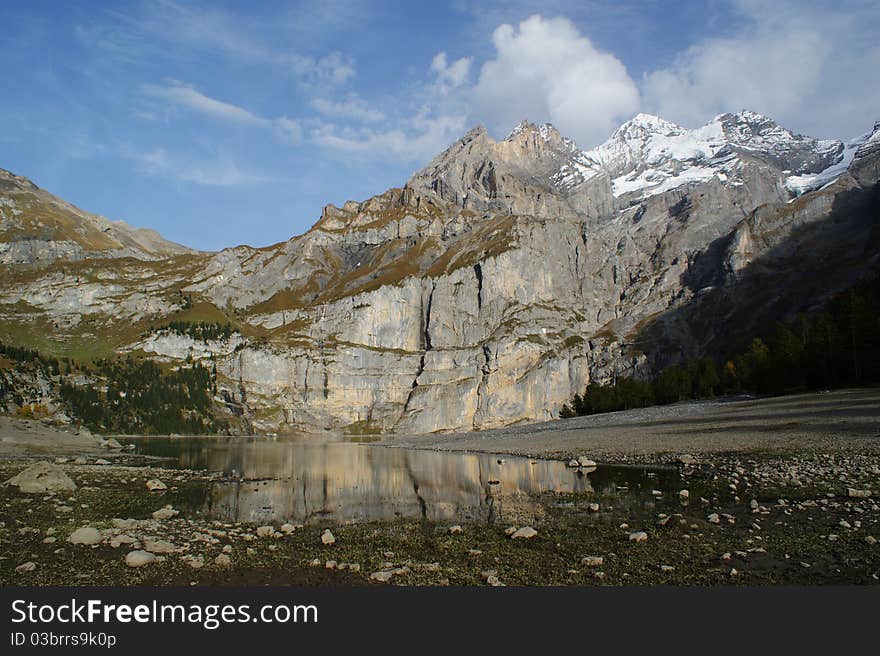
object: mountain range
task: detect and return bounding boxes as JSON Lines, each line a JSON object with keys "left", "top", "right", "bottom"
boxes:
{"left": 2, "top": 110, "right": 878, "bottom": 434}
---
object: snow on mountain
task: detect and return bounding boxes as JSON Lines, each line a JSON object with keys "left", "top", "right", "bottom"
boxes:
{"left": 549, "top": 111, "right": 847, "bottom": 202}
{"left": 785, "top": 133, "right": 866, "bottom": 196}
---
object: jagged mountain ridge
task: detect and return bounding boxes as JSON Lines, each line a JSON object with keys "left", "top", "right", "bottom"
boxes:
{"left": 1, "top": 111, "right": 878, "bottom": 435}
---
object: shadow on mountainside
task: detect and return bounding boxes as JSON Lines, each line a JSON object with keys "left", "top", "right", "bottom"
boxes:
{"left": 632, "top": 178, "right": 880, "bottom": 369}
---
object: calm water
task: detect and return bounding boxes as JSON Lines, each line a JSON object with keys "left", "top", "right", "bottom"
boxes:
{"left": 130, "top": 436, "right": 682, "bottom": 525}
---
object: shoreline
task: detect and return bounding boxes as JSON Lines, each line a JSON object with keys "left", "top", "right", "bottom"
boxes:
{"left": 1, "top": 388, "right": 878, "bottom": 586}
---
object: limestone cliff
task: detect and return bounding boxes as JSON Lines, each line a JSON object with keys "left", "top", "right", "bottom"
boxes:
{"left": 1, "top": 112, "right": 878, "bottom": 435}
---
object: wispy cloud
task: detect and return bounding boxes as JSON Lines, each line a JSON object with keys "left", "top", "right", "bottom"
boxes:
{"left": 137, "top": 80, "right": 304, "bottom": 144}
{"left": 140, "top": 81, "right": 265, "bottom": 125}
{"left": 134, "top": 147, "right": 272, "bottom": 187}
{"left": 94, "top": 0, "right": 356, "bottom": 87}
{"left": 311, "top": 110, "right": 467, "bottom": 161}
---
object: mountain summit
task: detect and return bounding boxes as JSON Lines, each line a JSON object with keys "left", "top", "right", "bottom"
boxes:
{"left": 1, "top": 111, "right": 878, "bottom": 435}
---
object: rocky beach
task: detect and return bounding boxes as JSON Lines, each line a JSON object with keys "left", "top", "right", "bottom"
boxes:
{"left": 2, "top": 389, "right": 877, "bottom": 586}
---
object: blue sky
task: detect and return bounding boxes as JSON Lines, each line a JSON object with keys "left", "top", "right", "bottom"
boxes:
{"left": 2, "top": 0, "right": 878, "bottom": 250}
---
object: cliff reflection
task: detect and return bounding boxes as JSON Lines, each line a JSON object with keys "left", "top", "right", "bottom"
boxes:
{"left": 141, "top": 439, "right": 594, "bottom": 524}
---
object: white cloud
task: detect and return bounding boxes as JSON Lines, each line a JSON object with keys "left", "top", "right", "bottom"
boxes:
{"left": 641, "top": 1, "right": 880, "bottom": 138}
{"left": 470, "top": 15, "right": 640, "bottom": 148}
{"left": 140, "top": 81, "right": 265, "bottom": 125}
{"left": 430, "top": 52, "right": 472, "bottom": 92}
{"left": 311, "top": 95, "right": 385, "bottom": 123}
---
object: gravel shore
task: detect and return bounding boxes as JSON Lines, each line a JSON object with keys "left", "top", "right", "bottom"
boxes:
{"left": 380, "top": 388, "right": 880, "bottom": 462}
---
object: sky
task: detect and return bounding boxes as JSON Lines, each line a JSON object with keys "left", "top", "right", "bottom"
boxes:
{"left": 1, "top": 0, "right": 878, "bottom": 251}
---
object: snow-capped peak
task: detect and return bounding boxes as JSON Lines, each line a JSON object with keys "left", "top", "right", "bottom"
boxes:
{"left": 550, "top": 110, "right": 848, "bottom": 201}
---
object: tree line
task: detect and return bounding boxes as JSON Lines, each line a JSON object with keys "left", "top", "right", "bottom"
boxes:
{"left": 158, "top": 320, "right": 235, "bottom": 342}
{"left": 59, "top": 357, "right": 228, "bottom": 434}
{"left": 561, "top": 272, "right": 880, "bottom": 418}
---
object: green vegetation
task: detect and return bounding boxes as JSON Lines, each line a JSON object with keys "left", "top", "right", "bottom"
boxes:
{"left": 562, "top": 272, "right": 880, "bottom": 418}
{"left": 158, "top": 320, "right": 234, "bottom": 342}
{"left": 0, "top": 341, "right": 61, "bottom": 374}
{"left": 59, "top": 357, "right": 228, "bottom": 434}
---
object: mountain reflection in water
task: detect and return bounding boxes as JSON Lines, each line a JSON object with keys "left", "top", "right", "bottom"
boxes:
{"left": 132, "top": 438, "right": 598, "bottom": 525}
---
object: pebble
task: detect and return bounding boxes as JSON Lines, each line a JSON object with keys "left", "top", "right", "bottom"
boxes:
{"left": 16, "top": 562, "right": 37, "bottom": 573}
{"left": 370, "top": 567, "right": 409, "bottom": 582}
{"left": 707, "top": 513, "right": 720, "bottom": 524}
{"left": 679, "top": 489, "right": 689, "bottom": 499}
{"left": 581, "top": 556, "right": 603, "bottom": 567}
{"left": 146, "top": 479, "right": 168, "bottom": 492}
{"left": 143, "top": 539, "right": 177, "bottom": 554}
{"left": 321, "top": 529, "right": 336, "bottom": 545}
{"left": 628, "top": 531, "right": 648, "bottom": 543}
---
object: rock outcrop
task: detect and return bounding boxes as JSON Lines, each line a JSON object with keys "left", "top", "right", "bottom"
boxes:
{"left": 1, "top": 112, "right": 878, "bottom": 434}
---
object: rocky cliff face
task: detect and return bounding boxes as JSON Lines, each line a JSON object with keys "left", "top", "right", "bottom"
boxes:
{"left": 1, "top": 112, "right": 878, "bottom": 435}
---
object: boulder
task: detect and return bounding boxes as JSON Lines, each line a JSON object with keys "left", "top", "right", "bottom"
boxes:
{"left": 125, "top": 551, "right": 158, "bottom": 567}
{"left": 6, "top": 462, "right": 76, "bottom": 494}
{"left": 510, "top": 526, "right": 538, "bottom": 540}
{"left": 67, "top": 526, "right": 102, "bottom": 546}
{"left": 152, "top": 505, "right": 179, "bottom": 520}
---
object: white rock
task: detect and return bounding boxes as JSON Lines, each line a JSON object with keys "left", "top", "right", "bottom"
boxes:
{"left": 67, "top": 526, "right": 102, "bottom": 546}
{"left": 125, "top": 550, "right": 158, "bottom": 567}
{"left": 628, "top": 531, "right": 648, "bottom": 543}
{"left": 146, "top": 479, "right": 167, "bottom": 491}
{"left": 152, "top": 505, "right": 179, "bottom": 520}
{"left": 708, "top": 513, "right": 721, "bottom": 524}
{"left": 679, "top": 489, "right": 690, "bottom": 499}
{"left": 280, "top": 523, "right": 297, "bottom": 534}
{"left": 577, "top": 456, "right": 597, "bottom": 468}
{"left": 581, "top": 556, "right": 604, "bottom": 567}
{"left": 510, "top": 526, "right": 538, "bottom": 540}
{"left": 448, "top": 525, "right": 463, "bottom": 535}
{"left": 321, "top": 529, "right": 336, "bottom": 545}
{"left": 16, "top": 561, "right": 37, "bottom": 573}
{"left": 256, "top": 525, "right": 275, "bottom": 538}
{"left": 6, "top": 462, "right": 77, "bottom": 494}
